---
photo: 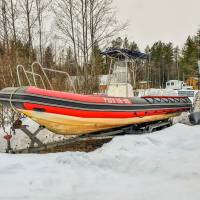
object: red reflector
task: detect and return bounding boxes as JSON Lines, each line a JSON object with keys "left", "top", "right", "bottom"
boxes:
{"left": 4, "top": 134, "right": 12, "bottom": 141}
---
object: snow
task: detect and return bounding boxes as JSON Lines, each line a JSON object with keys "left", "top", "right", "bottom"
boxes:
{"left": 0, "top": 123, "right": 200, "bottom": 200}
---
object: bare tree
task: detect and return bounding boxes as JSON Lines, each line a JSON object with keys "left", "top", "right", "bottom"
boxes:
{"left": 54, "top": 0, "right": 126, "bottom": 62}
{"left": 53, "top": 0, "right": 126, "bottom": 92}
{"left": 1, "top": 0, "right": 9, "bottom": 50}
{"left": 35, "top": 0, "right": 42, "bottom": 63}
{"left": 9, "top": 0, "right": 18, "bottom": 44}
{"left": 35, "top": 0, "right": 52, "bottom": 64}
{"left": 54, "top": 0, "right": 78, "bottom": 64}
{"left": 19, "top": 0, "right": 36, "bottom": 63}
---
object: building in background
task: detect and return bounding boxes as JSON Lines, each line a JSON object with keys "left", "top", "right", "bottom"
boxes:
{"left": 186, "top": 77, "right": 199, "bottom": 90}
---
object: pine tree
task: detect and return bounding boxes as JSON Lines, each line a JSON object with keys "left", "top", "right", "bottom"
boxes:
{"left": 150, "top": 41, "right": 174, "bottom": 87}
{"left": 111, "top": 37, "right": 123, "bottom": 48}
{"left": 123, "top": 37, "right": 129, "bottom": 49}
{"left": 129, "top": 41, "right": 139, "bottom": 51}
{"left": 181, "top": 36, "right": 198, "bottom": 79}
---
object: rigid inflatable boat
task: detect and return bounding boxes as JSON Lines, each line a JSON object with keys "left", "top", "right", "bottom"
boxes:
{"left": 0, "top": 86, "right": 192, "bottom": 135}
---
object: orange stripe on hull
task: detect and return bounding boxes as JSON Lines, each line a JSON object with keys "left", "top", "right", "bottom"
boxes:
{"left": 23, "top": 102, "right": 188, "bottom": 119}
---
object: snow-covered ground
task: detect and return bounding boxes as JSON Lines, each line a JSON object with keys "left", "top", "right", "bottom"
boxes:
{"left": 0, "top": 123, "right": 200, "bottom": 200}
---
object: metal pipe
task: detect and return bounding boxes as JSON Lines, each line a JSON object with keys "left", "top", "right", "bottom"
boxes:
{"left": 43, "top": 68, "right": 76, "bottom": 93}
{"left": 16, "top": 65, "right": 31, "bottom": 86}
{"left": 126, "top": 61, "right": 128, "bottom": 97}
{"left": 31, "top": 62, "right": 53, "bottom": 90}
{"left": 106, "top": 58, "right": 113, "bottom": 95}
{"left": 26, "top": 71, "right": 46, "bottom": 89}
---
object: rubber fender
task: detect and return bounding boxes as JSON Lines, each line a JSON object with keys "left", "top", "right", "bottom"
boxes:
{"left": 189, "top": 112, "right": 200, "bottom": 125}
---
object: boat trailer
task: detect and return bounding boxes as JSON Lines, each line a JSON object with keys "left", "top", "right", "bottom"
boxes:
{"left": 4, "top": 119, "right": 172, "bottom": 154}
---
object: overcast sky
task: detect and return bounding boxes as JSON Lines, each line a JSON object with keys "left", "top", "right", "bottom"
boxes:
{"left": 114, "top": 0, "right": 200, "bottom": 50}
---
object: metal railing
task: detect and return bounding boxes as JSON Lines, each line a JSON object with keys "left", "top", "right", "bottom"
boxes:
{"left": 16, "top": 62, "right": 76, "bottom": 93}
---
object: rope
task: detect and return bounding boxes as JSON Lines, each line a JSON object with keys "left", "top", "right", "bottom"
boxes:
{"left": 9, "top": 87, "right": 21, "bottom": 113}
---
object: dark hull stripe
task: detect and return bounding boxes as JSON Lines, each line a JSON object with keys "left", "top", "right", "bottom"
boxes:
{"left": 0, "top": 93, "right": 192, "bottom": 112}
{"left": 0, "top": 88, "right": 191, "bottom": 107}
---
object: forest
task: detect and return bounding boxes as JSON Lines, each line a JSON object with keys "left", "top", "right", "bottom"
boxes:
{"left": 0, "top": 0, "right": 199, "bottom": 93}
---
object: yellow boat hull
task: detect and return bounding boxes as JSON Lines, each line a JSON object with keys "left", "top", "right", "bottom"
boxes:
{"left": 18, "top": 109, "right": 180, "bottom": 136}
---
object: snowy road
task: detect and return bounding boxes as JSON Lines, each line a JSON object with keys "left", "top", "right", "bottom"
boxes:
{"left": 0, "top": 124, "right": 200, "bottom": 200}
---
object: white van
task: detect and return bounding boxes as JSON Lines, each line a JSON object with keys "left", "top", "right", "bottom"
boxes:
{"left": 166, "top": 80, "right": 193, "bottom": 90}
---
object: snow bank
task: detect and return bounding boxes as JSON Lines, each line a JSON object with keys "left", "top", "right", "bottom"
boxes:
{"left": 0, "top": 123, "right": 200, "bottom": 200}
{"left": 172, "top": 112, "right": 191, "bottom": 124}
